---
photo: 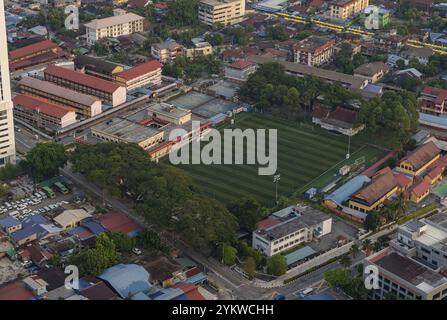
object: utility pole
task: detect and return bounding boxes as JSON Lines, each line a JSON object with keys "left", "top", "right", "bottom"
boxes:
{"left": 274, "top": 174, "right": 281, "bottom": 204}
{"left": 346, "top": 134, "right": 351, "bottom": 159}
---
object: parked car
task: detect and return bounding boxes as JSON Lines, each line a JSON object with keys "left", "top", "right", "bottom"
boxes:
{"left": 132, "top": 248, "right": 142, "bottom": 255}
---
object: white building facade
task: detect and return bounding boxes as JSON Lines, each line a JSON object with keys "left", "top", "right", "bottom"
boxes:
{"left": 0, "top": 0, "right": 16, "bottom": 166}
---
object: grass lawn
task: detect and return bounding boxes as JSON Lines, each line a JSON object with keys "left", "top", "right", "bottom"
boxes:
{"left": 173, "top": 113, "right": 387, "bottom": 206}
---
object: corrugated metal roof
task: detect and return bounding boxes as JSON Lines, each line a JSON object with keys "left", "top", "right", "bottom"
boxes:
{"left": 324, "top": 175, "right": 371, "bottom": 205}
{"left": 99, "top": 264, "right": 151, "bottom": 299}
{"left": 285, "top": 245, "right": 316, "bottom": 266}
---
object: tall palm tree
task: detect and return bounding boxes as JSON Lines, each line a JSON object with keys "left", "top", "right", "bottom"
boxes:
{"left": 350, "top": 244, "right": 360, "bottom": 258}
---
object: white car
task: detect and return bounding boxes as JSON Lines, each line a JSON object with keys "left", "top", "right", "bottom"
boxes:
{"left": 132, "top": 248, "right": 142, "bottom": 255}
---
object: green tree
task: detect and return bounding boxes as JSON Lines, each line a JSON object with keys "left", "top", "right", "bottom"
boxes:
{"left": 222, "top": 244, "right": 237, "bottom": 265}
{"left": 25, "top": 143, "right": 67, "bottom": 181}
{"left": 165, "top": 0, "right": 199, "bottom": 27}
{"left": 324, "top": 268, "right": 350, "bottom": 287}
{"left": 340, "top": 255, "right": 352, "bottom": 268}
{"left": 48, "top": 254, "right": 62, "bottom": 268}
{"left": 228, "top": 197, "right": 263, "bottom": 231}
{"left": 394, "top": 192, "right": 408, "bottom": 220}
{"left": 267, "top": 255, "right": 287, "bottom": 276}
{"left": 244, "top": 256, "right": 257, "bottom": 279}
{"left": 110, "top": 232, "right": 136, "bottom": 253}
{"left": 364, "top": 211, "right": 380, "bottom": 231}
{"left": 349, "top": 244, "right": 360, "bottom": 258}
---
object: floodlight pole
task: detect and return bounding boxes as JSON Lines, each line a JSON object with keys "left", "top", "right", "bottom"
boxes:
{"left": 346, "top": 135, "right": 351, "bottom": 159}
{"left": 274, "top": 174, "right": 281, "bottom": 204}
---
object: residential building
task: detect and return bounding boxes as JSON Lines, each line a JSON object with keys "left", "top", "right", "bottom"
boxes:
{"left": 12, "top": 94, "right": 77, "bottom": 131}
{"left": 8, "top": 39, "right": 67, "bottom": 71}
{"left": 198, "top": 0, "right": 245, "bottom": 26}
{"left": 44, "top": 65, "right": 127, "bottom": 107}
{"left": 224, "top": 59, "right": 257, "bottom": 82}
{"left": 348, "top": 169, "right": 399, "bottom": 213}
{"left": 353, "top": 61, "right": 390, "bottom": 83}
{"left": 330, "top": 0, "right": 369, "bottom": 20}
{"left": 364, "top": 248, "right": 447, "bottom": 300}
{"left": 0, "top": 0, "right": 16, "bottom": 167}
{"left": 312, "top": 106, "right": 365, "bottom": 136}
{"left": 113, "top": 60, "right": 162, "bottom": 91}
{"left": 184, "top": 41, "right": 213, "bottom": 59}
{"left": 18, "top": 77, "right": 102, "bottom": 118}
{"left": 97, "top": 212, "right": 141, "bottom": 237}
{"left": 151, "top": 41, "right": 184, "bottom": 63}
{"left": 362, "top": 5, "right": 390, "bottom": 28}
{"left": 0, "top": 217, "right": 22, "bottom": 234}
{"left": 408, "top": 180, "right": 430, "bottom": 203}
{"left": 91, "top": 117, "right": 164, "bottom": 150}
{"left": 252, "top": 204, "right": 332, "bottom": 257}
{"left": 397, "top": 141, "right": 441, "bottom": 176}
{"left": 292, "top": 36, "right": 336, "bottom": 67}
{"left": 74, "top": 55, "right": 124, "bottom": 81}
{"left": 401, "top": 47, "right": 434, "bottom": 65}
{"left": 84, "top": 12, "right": 145, "bottom": 45}
{"left": 391, "top": 213, "right": 447, "bottom": 269}
{"left": 418, "top": 86, "right": 447, "bottom": 116}
{"left": 53, "top": 209, "right": 92, "bottom": 229}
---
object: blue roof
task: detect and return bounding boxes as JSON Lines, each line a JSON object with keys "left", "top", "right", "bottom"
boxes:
{"left": 285, "top": 246, "right": 316, "bottom": 266}
{"left": 324, "top": 175, "right": 371, "bottom": 205}
{"left": 131, "top": 292, "right": 151, "bottom": 300}
{"left": 22, "top": 214, "right": 48, "bottom": 228}
{"left": 302, "top": 293, "right": 336, "bottom": 300}
{"left": 11, "top": 225, "right": 47, "bottom": 242}
{"left": 419, "top": 112, "right": 447, "bottom": 130}
{"left": 81, "top": 220, "right": 107, "bottom": 235}
{"left": 0, "top": 217, "right": 21, "bottom": 228}
{"left": 67, "top": 226, "right": 87, "bottom": 236}
{"left": 150, "top": 287, "right": 184, "bottom": 300}
{"left": 99, "top": 264, "right": 151, "bottom": 299}
{"left": 364, "top": 84, "right": 383, "bottom": 94}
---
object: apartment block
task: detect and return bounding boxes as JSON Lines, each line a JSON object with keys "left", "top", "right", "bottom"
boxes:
{"left": 18, "top": 77, "right": 102, "bottom": 118}
{"left": 12, "top": 94, "right": 77, "bottom": 131}
{"left": 184, "top": 42, "right": 213, "bottom": 59}
{"left": 151, "top": 41, "right": 185, "bottom": 63}
{"left": 84, "top": 11, "right": 145, "bottom": 45}
{"left": 0, "top": 0, "right": 16, "bottom": 166}
{"left": 330, "top": 0, "right": 369, "bottom": 20}
{"left": 113, "top": 60, "right": 162, "bottom": 91}
{"left": 252, "top": 204, "right": 332, "bottom": 257}
{"left": 292, "top": 36, "right": 336, "bottom": 67}
{"left": 198, "top": 0, "right": 245, "bottom": 26}
{"left": 44, "top": 65, "right": 127, "bottom": 107}
{"left": 365, "top": 248, "right": 447, "bottom": 300}
{"left": 418, "top": 86, "right": 447, "bottom": 116}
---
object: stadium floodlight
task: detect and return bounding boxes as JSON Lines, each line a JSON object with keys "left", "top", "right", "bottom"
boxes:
{"left": 274, "top": 174, "right": 281, "bottom": 204}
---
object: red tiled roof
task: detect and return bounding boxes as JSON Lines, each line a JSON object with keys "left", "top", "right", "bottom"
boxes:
{"left": 9, "top": 39, "right": 57, "bottom": 61}
{"left": 312, "top": 106, "right": 330, "bottom": 119}
{"left": 401, "top": 141, "right": 440, "bottom": 171}
{"left": 329, "top": 107, "right": 358, "bottom": 124}
{"left": 427, "top": 165, "right": 443, "bottom": 179}
{"left": 0, "top": 281, "right": 35, "bottom": 300}
{"left": 13, "top": 94, "right": 75, "bottom": 119}
{"left": 256, "top": 217, "right": 280, "bottom": 230}
{"left": 116, "top": 60, "right": 161, "bottom": 81}
{"left": 154, "top": 2, "right": 168, "bottom": 9}
{"left": 421, "top": 86, "right": 447, "bottom": 106}
{"left": 222, "top": 49, "right": 245, "bottom": 58}
{"left": 98, "top": 212, "right": 141, "bottom": 234}
{"left": 410, "top": 180, "right": 430, "bottom": 198}
{"left": 228, "top": 59, "right": 255, "bottom": 70}
{"left": 173, "top": 283, "right": 205, "bottom": 300}
{"left": 44, "top": 65, "right": 121, "bottom": 94}
{"left": 395, "top": 174, "right": 412, "bottom": 188}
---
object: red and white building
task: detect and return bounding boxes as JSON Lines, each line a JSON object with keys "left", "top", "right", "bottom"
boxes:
{"left": 12, "top": 94, "right": 77, "bottom": 131}
{"left": 293, "top": 36, "right": 336, "bottom": 67}
{"left": 419, "top": 86, "right": 447, "bottom": 116}
{"left": 224, "top": 60, "right": 257, "bottom": 82}
{"left": 113, "top": 60, "right": 162, "bottom": 91}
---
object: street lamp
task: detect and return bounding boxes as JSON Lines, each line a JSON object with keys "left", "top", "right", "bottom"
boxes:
{"left": 274, "top": 174, "right": 281, "bottom": 204}
{"left": 346, "top": 134, "right": 351, "bottom": 159}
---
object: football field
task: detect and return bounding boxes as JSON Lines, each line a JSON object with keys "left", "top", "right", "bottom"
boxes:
{"left": 176, "top": 113, "right": 386, "bottom": 206}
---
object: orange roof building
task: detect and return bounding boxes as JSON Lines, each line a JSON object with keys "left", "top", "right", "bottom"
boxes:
{"left": 8, "top": 40, "right": 67, "bottom": 71}
{"left": 113, "top": 60, "right": 162, "bottom": 91}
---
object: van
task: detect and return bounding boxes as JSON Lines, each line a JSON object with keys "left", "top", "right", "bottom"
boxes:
{"left": 300, "top": 287, "right": 314, "bottom": 297}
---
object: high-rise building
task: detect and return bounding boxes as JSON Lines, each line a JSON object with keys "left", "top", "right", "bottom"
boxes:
{"left": 198, "top": 0, "right": 245, "bottom": 26}
{"left": 0, "top": 0, "right": 16, "bottom": 166}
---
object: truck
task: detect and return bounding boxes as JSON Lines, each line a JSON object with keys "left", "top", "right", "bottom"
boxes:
{"left": 54, "top": 182, "right": 69, "bottom": 194}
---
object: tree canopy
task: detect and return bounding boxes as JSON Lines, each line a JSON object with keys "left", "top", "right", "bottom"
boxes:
{"left": 24, "top": 142, "right": 68, "bottom": 181}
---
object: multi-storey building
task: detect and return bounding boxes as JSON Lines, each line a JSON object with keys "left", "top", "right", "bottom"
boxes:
{"left": 198, "top": 0, "right": 245, "bottom": 26}
{"left": 364, "top": 248, "right": 447, "bottom": 300}
{"left": 330, "top": 0, "right": 369, "bottom": 20}
{"left": 292, "top": 36, "right": 336, "bottom": 67}
{"left": 18, "top": 77, "right": 102, "bottom": 118}
{"left": 12, "top": 94, "right": 77, "bottom": 131}
{"left": 113, "top": 60, "right": 162, "bottom": 91}
{"left": 44, "top": 65, "right": 127, "bottom": 107}
{"left": 74, "top": 55, "right": 124, "bottom": 81}
{"left": 184, "top": 41, "right": 213, "bottom": 59}
{"left": 391, "top": 213, "right": 447, "bottom": 269}
{"left": 252, "top": 204, "right": 332, "bottom": 257}
{"left": 396, "top": 141, "right": 441, "bottom": 177}
{"left": 418, "top": 86, "right": 447, "bottom": 116}
{"left": 151, "top": 41, "right": 185, "bottom": 63}
{"left": 0, "top": 0, "right": 16, "bottom": 166}
{"left": 84, "top": 11, "right": 145, "bottom": 45}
